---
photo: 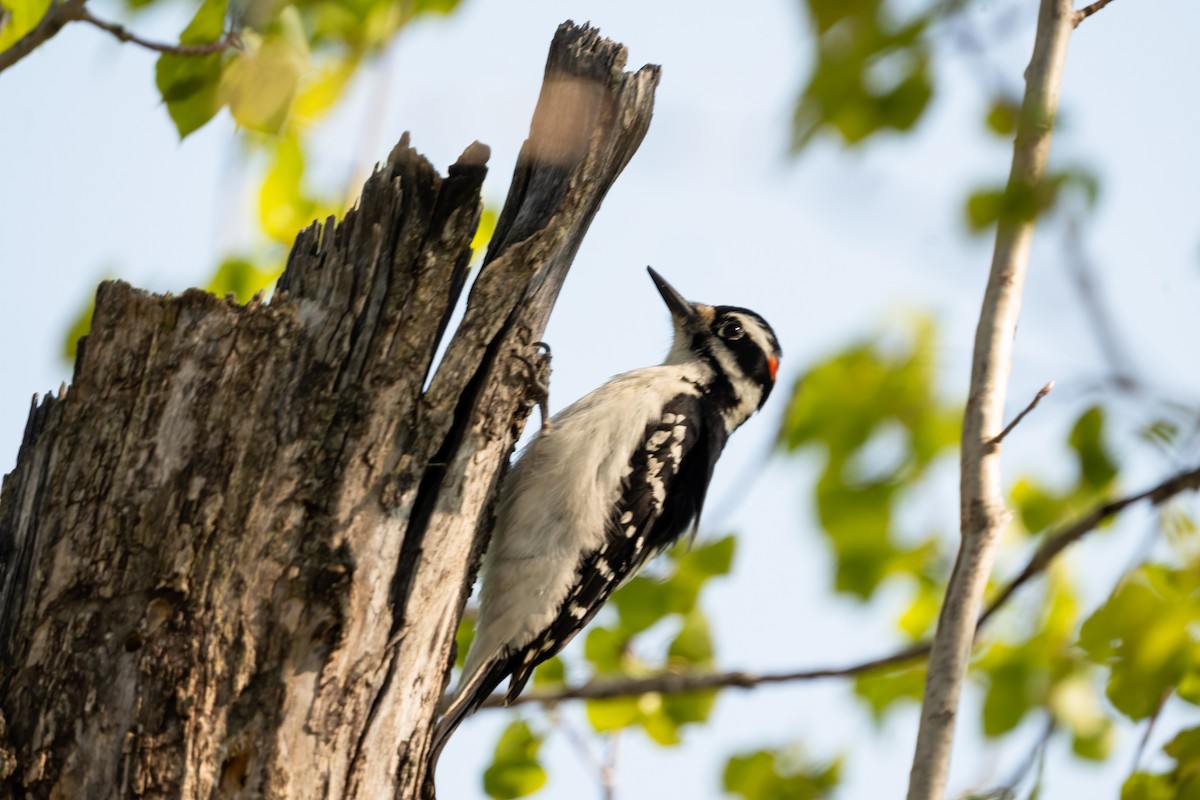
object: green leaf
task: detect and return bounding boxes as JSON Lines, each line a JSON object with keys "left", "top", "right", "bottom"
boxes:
{"left": 1079, "top": 564, "right": 1200, "bottom": 720}
{"left": 1068, "top": 406, "right": 1117, "bottom": 493}
{"left": 62, "top": 292, "right": 95, "bottom": 361}
{"left": 610, "top": 576, "right": 670, "bottom": 635}
{"left": 293, "top": 57, "right": 357, "bottom": 124}
{"left": 896, "top": 579, "right": 940, "bottom": 640}
{"left": 206, "top": 257, "right": 279, "bottom": 302}
{"left": 985, "top": 97, "right": 1020, "bottom": 136}
{"left": 724, "top": 747, "right": 841, "bottom": 800}
{"left": 1011, "top": 478, "right": 1062, "bottom": 534}
{"left": 639, "top": 702, "right": 682, "bottom": 746}
{"left": 531, "top": 656, "right": 564, "bottom": 687}
{"left": 1122, "top": 726, "right": 1200, "bottom": 798}
{"left": 979, "top": 643, "right": 1036, "bottom": 737}
{"left": 453, "top": 611, "right": 475, "bottom": 670}
{"left": 1071, "top": 718, "right": 1114, "bottom": 761}
{"left": 0, "top": 0, "right": 50, "bottom": 50}
{"left": 678, "top": 535, "right": 736, "bottom": 579}
{"left": 259, "top": 134, "right": 325, "bottom": 242}
{"left": 1178, "top": 668, "right": 1200, "bottom": 706}
{"left": 583, "top": 626, "right": 626, "bottom": 674}
{"left": 854, "top": 665, "right": 926, "bottom": 721}
{"left": 1121, "top": 772, "right": 1175, "bottom": 800}
{"left": 792, "top": 0, "right": 934, "bottom": 150}
{"left": 777, "top": 318, "right": 956, "bottom": 601}
{"left": 584, "top": 696, "right": 641, "bottom": 733}
{"left": 482, "top": 721, "right": 546, "bottom": 800}
{"left": 471, "top": 206, "right": 498, "bottom": 262}
{"left": 220, "top": 7, "right": 309, "bottom": 135}
{"left": 667, "top": 610, "right": 714, "bottom": 667}
{"left": 155, "top": 0, "right": 229, "bottom": 138}
{"left": 1048, "top": 674, "right": 1109, "bottom": 750}
{"left": 661, "top": 689, "right": 717, "bottom": 727}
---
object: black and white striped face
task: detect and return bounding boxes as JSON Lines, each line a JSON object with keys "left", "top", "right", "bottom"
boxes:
{"left": 648, "top": 268, "right": 782, "bottom": 420}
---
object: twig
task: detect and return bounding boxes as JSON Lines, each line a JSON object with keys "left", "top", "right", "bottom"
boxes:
{"left": 473, "top": 463, "right": 1200, "bottom": 710}
{"left": 991, "top": 382, "right": 1054, "bottom": 446}
{"left": 0, "top": 0, "right": 238, "bottom": 76}
{"left": 77, "top": 8, "right": 240, "bottom": 55}
{"left": 980, "top": 462, "right": 1200, "bottom": 627}
{"left": 1131, "top": 689, "right": 1172, "bottom": 774}
{"left": 1074, "top": 0, "right": 1117, "bottom": 27}
{"left": 600, "top": 731, "right": 621, "bottom": 800}
{"left": 907, "top": 0, "right": 1077, "bottom": 797}
{"left": 554, "top": 711, "right": 605, "bottom": 783}
{"left": 0, "top": 0, "right": 85, "bottom": 75}
{"left": 1062, "top": 217, "right": 1138, "bottom": 389}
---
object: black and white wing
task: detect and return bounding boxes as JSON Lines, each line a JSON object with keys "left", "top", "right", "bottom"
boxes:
{"left": 501, "top": 392, "right": 728, "bottom": 701}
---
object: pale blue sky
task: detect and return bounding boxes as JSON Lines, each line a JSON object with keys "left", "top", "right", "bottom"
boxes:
{"left": 2, "top": 0, "right": 1199, "bottom": 797}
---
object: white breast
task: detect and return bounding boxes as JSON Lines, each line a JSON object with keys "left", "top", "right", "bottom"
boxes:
{"left": 460, "top": 362, "right": 711, "bottom": 678}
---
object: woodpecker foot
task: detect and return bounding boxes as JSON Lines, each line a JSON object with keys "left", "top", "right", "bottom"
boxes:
{"left": 515, "top": 341, "right": 552, "bottom": 432}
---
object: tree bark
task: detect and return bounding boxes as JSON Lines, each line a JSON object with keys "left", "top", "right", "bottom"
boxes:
{"left": 905, "top": 1, "right": 1076, "bottom": 798}
{"left": 0, "top": 21, "right": 658, "bottom": 800}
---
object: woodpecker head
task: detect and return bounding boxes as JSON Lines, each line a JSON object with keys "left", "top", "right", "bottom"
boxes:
{"left": 648, "top": 267, "right": 782, "bottom": 413}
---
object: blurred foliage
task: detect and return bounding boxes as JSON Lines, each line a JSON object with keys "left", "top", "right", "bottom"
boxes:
{"left": 1123, "top": 727, "right": 1200, "bottom": 800}
{"left": 855, "top": 663, "right": 927, "bottom": 721}
{"left": 1079, "top": 560, "right": 1200, "bottom": 721}
{"left": 458, "top": 536, "right": 737, "bottom": 792}
{"left": 777, "top": 315, "right": 1199, "bottom": 795}
{"left": 16, "top": 0, "right": 1200, "bottom": 795}
{"left": 792, "top": 0, "right": 934, "bottom": 149}
{"left": 965, "top": 166, "right": 1100, "bottom": 233}
{"left": 1010, "top": 405, "right": 1118, "bottom": 535}
{"left": 43, "top": 0, "right": 471, "bottom": 356}
{"left": 975, "top": 573, "right": 1111, "bottom": 757}
{"left": 777, "top": 316, "right": 959, "bottom": 600}
{"left": 723, "top": 747, "right": 841, "bottom": 800}
{"left": 483, "top": 721, "right": 547, "bottom": 800}
{"left": 0, "top": 0, "right": 49, "bottom": 50}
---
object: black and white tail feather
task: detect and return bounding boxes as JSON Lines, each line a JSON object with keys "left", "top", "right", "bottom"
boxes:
{"left": 428, "top": 267, "right": 781, "bottom": 773}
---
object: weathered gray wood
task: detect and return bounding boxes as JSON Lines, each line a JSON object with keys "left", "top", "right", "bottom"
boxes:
{"left": 0, "top": 21, "right": 658, "bottom": 800}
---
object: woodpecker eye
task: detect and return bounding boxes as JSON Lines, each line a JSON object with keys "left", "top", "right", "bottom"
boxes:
{"left": 718, "top": 320, "right": 744, "bottom": 341}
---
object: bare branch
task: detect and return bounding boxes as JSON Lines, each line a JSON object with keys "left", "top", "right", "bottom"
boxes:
{"left": 477, "top": 462, "right": 1200, "bottom": 711}
{"left": 980, "top": 462, "right": 1200, "bottom": 627}
{"left": 489, "top": 643, "right": 930, "bottom": 709}
{"left": 77, "top": 8, "right": 240, "bottom": 56}
{"left": 0, "top": 0, "right": 237, "bottom": 76}
{"left": 1131, "top": 689, "right": 1172, "bottom": 773}
{"left": 0, "top": 0, "right": 85, "bottom": 75}
{"left": 1062, "top": 217, "right": 1138, "bottom": 389}
{"left": 907, "top": 0, "right": 1077, "bottom": 796}
{"left": 1074, "top": 0, "right": 1117, "bottom": 27}
{"left": 991, "top": 381, "right": 1054, "bottom": 446}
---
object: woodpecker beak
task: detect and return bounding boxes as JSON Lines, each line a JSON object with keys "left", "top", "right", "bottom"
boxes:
{"left": 647, "top": 267, "right": 699, "bottom": 325}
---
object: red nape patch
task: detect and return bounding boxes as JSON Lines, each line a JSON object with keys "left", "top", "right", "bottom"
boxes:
{"left": 767, "top": 356, "right": 779, "bottom": 382}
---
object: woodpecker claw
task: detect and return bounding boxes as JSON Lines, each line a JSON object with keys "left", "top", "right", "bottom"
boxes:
{"left": 515, "top": 342, "right": 552, "bottom": 432}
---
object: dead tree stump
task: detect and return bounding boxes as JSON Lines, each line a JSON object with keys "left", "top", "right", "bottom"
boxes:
{"left": 0, "top": 22, "right": 658, "bottom": 799}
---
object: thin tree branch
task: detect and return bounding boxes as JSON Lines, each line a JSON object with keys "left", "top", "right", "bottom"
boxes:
{"left": 907, "top": 0, "right": 1077, "bottom": 797}
{"left": 980, "top": 463, "right": 1200, "bottom": 627}
{"left": 76, "top": 7, "right": 240, "bottom": 55}
{"left": 0, "top": 0, "right": 85, "bottom": 75}
{"left": 1062, "top": 217, "right": 1138, "bottom": 389}
{"left": 991, "top": 382, "right": 1054, "bottom": 446}
{"left": 1074, "top": 0, "right": 1117, "bottom": 28}
{"left": 0, "top": 0, "right": 238, "bottom": 76}
{"left": 479, "top": 463, "right": 1200, "bottom": 709}
{"left": 601, "top": 731, "right": 620, "bottom": 800}
{"left": 1131, "top": 689, "right": 1172, "bottom": 774}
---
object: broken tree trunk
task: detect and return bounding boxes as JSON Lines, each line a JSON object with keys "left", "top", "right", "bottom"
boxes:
{"left": 0, "top": 22, "right": 659, "bottom": 800}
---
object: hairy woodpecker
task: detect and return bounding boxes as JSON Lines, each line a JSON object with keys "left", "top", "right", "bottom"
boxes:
{"left": 430, "top": 267, "right": 781, "bottom": 765}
